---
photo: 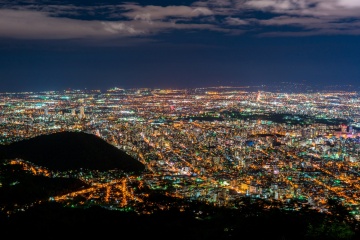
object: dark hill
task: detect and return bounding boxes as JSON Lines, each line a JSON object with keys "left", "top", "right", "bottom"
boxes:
{"left": 1, "top": 131, "right": 145, "bottom": 173}
{"left": 0, "top": 163, "right": 89, "bottom": 207}
{"left": 1, "top": 199, "right": 359, "bottom": 240}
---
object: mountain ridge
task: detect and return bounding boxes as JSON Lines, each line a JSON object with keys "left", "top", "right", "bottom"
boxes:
{"left": 0, "top": 131, "right": 145, "bottom": 173}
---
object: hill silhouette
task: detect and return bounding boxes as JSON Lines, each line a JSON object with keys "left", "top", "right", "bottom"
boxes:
{"left": 1, "top": 131, "right": 145, "bottom": 173}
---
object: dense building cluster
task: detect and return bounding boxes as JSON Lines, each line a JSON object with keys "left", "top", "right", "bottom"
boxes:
{"left": 1, "top": 86, "right": 360, "bottom": 218}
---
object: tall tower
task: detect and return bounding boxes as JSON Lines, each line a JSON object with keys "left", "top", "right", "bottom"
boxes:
{"left": 256, "top": 91, "right": 261, "bottom": 102}
{"left": 79, "top": 106, "right": 85, "bottom": 119}
{"left": 44, "top": 106, "right": 49, "bottom": 116}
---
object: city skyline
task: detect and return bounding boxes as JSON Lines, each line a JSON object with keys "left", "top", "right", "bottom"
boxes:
{"left": 1, "top": 0, "right": 360, "bottom": 92}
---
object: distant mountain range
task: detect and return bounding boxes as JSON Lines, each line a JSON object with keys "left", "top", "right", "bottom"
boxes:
{"left": 0, "top": 131, "right": 145, "bottom": 173}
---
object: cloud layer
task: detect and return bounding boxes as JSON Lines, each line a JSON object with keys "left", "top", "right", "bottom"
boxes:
{"left": 0, "top": 0, "right": 360, "bottom": 40}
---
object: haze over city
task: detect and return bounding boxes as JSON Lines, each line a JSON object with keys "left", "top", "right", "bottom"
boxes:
{"left": 1, "top": 0, "right": 360, "bottom": 92}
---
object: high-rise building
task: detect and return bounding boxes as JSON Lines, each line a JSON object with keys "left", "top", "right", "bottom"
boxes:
{"left": 79, "top": 106, "right": 86, "bottom": 119}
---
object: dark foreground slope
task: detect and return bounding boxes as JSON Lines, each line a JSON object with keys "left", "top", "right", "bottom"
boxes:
{"left": 1, "top": 199, "right": 359, "bottom": 240}
{"left": 0, "top": 163, "right": 89, "bottom": 208}
{"left": 1, "top": 131, "right": 145, "bottom": 173}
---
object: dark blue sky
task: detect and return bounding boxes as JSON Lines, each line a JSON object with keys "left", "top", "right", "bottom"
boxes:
{"left": 1, "top": 0, "right": 360, "bottom": 92}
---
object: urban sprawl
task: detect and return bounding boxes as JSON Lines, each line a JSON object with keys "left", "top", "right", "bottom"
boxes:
{"left": 2, "top": 86, "right": 360, "bottom": 218}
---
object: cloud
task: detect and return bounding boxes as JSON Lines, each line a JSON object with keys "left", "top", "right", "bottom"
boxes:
{"left": 0, "top": 9, "right": 136, "bottom": 39}
{"left": 245, "top": 0, "right": 291, "bottom": 9}
{"left": 1, "top": 0, "right": 360, "bottom": 40}
{"left": 193, "top": 0, "right": 238, "bottom": 14}
{"left": 224, "top": 17, "right": 248, "bottom": 26}
{"left": 121, "top": 4, "right": 213, "bottom": 22}
{"left": 337, "top": 0, "right": 360, "bottom": 8}
{"left": 243, "top": 0, "right": 360, "bottom": 17}
{"left": 194, "top": 0, "right": 360, "bottom": 35}
{"left": 0, "top": 8, "right": 223, "bottom": 40}
{"left": 257, "top": 16, "right": 326, "bottom": 27}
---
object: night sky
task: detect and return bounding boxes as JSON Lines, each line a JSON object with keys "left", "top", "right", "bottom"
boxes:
{"left": 1, "top": 0, "right": 360, "bottom": 92}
